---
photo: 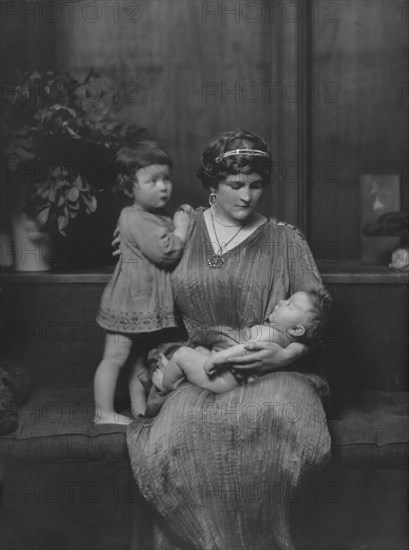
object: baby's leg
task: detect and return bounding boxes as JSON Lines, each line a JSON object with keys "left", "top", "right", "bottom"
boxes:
{"left": 153, "top": 347, "right": 195, "bottom": 392}
{"left": 94, "top": 333, "right": 133, "bottom": 424}
{"left": 199, "top": 370, "right": 240, "bottom": 394}
{"left": 194, "top": 346, "right": 212, "bottom": 356}
{"left": 152, "top": 347, "right": 211, "bottom": 392}
{"left": 167, "top": 347, "right": 240, "bottom": 394}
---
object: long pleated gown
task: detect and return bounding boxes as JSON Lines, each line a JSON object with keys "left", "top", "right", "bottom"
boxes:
{"left": 127, "top": 210, "right": 331, "bottom": 550}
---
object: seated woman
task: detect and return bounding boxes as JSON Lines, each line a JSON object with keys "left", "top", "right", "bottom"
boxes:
{"left": 127, "top": 129, "right": 331, "bottom": 550}
{"left": 152, "top": 288, "right": 331, "bottom": 394}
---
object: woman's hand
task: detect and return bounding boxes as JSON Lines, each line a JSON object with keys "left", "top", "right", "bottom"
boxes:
{"left": 225, "top": 342, "right": 308, "bottom": 374}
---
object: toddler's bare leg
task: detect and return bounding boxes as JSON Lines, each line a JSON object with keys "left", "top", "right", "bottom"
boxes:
{"left": 129, "top": 348, "right": 148, "bottom": 418}
{"left": 94, "top": 333, "right": 133, "bottom": 424}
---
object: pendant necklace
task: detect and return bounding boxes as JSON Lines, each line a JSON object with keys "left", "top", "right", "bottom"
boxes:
{"left": 207, "top": 210, "right": 243, "bottom": 268}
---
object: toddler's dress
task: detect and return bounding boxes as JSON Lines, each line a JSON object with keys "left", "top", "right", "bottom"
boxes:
{"left": 96, "top": 205, "right": 184, "bottom": 335}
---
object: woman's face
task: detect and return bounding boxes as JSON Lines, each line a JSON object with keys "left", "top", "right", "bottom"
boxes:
{"left": 212, "top": 172, "right": 264, "bottom": 223}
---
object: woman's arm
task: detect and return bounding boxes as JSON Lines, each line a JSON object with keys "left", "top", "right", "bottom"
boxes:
{"left": 223, "top": 341, "right": 308, "bottom": 373}
{"left": 286, "top": 224, "right": 323, "bottom": 293}
{"left": 226, "top": 224, "right": 321, "bottom": 373}
{"left": 203, "top": 320, "right": 309, "bottom": 373}
{"left": 203, "top": 341, "right": 305, "bottom": 375}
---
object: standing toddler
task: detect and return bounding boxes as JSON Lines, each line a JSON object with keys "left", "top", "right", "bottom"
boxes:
{"left": 94, "top": 141, "right": 190, "bottom": 424}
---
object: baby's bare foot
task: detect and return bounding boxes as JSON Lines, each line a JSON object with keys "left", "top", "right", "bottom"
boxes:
{"left": 152, "top": 368, "right": 164, "bottom": 391}
{"left": 94, "top": 412, "right": 132, "bottom": 425}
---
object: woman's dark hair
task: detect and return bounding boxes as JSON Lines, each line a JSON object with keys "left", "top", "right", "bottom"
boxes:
{"left": 115, "top": 141, "right": 173, "bottom": 196}
{"left": 196, "top": 129, "right": 272, "bottom": 190}
{"left": 298, "top": 287, "right": 332, "bottom": 346}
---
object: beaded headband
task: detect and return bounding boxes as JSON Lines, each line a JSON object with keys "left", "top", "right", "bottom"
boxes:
{"left": 215, "top": 148, "right": 270, "bottom": 162}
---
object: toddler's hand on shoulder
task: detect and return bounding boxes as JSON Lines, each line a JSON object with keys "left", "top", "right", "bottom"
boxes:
{"left": 173, "top": 210, "right": 190, "bottom": 230}
{"left": 176, "top": 204, "right": 194, "bottom": 214}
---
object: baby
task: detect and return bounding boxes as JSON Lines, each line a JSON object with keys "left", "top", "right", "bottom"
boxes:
{"left": 153, "top": 288, "right": 331, "bottom": 394}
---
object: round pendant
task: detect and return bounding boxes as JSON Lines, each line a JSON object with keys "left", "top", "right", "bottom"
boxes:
{"left": 207, "top": 254, "right": 225, "bottom": 268}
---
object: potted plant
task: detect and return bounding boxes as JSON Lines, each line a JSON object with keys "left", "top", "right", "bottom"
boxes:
{"left": 1, "top": 69, "right": 145, "bottom": 270}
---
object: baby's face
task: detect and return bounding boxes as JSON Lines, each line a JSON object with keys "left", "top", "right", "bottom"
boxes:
{"left": 268, "top": 292, "right": 313, "bottom": 327}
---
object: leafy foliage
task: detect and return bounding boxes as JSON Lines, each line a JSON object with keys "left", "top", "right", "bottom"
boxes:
{"left": 1, "top": 69, "right": 145, "bottom": 235}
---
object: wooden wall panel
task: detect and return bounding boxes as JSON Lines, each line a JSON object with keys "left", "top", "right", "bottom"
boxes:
{"left": 52, "top": 1, "right": 280, "bottom": 216}
{"left": 309, "top": 0, "right": 408, "bottom": 259}
{"left": 0, "top": 9, "right": 57, "bottom": 78}
{"left": 3, "top": 1, "right": 406, "bottom": 256}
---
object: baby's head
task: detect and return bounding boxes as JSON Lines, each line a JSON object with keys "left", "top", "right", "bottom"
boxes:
{"left": 268, "top": 288, "right": 331, "bottom": 345}
{"left": 115, "top": 141, "right": 173, "bottom": 210}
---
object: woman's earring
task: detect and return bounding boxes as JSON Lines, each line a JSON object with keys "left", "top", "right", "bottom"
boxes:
{"left": 209, "top": 192, "right": 217, "bottom": 206}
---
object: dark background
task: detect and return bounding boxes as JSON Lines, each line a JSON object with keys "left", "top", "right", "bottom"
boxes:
{"left": 1, "top": 0, "right": 408, "bottom": 261}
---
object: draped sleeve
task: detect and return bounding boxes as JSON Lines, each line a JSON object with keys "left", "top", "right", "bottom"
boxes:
{"left": 279, "top": 222, "right": 323, "bottom": 294}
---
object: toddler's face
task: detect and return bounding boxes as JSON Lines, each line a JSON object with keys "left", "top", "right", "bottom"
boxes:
{"left": 268, "top": 292, "right": 313, "bottom": 328}
{"left": 132, "top": 164, "right": 172, "bottom": 209}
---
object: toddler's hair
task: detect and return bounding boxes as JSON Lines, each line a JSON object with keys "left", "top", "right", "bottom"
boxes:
{"left": 115, "top": 141, "right": 173, "bottom": 196}
{"left": 298, "top": 287, "right": 332, "bottom": 346}
{"left": 196, "top": 129, "right": 272, "bottom": 190}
